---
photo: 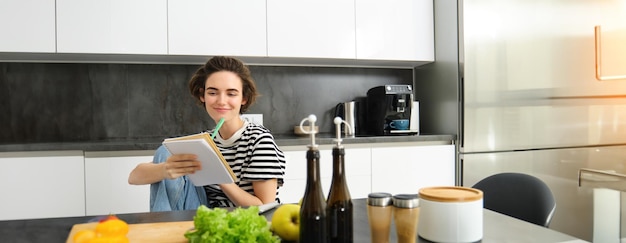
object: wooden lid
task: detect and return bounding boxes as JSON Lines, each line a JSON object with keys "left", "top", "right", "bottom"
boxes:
{"left": 419, "top": 186, "right": 483, "bottom": 202}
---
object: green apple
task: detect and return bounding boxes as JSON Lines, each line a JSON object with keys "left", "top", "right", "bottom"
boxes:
{"left": 270, "top": 204, "right": 300, "bottom": 241}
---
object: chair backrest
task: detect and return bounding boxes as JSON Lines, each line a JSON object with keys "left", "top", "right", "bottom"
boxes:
{"left": 472, "top": 172, "right": 556, "bottom": 227}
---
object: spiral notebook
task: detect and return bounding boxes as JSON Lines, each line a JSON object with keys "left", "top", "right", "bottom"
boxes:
{"left": 162, "top": 132, "right": 236, "bottom": 186}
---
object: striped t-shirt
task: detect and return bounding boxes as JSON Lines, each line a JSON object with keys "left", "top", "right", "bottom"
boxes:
{"left": 203, "top": 120, "right": 286, "bottom": 207}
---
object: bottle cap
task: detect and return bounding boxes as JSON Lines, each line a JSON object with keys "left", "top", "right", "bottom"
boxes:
{"left": 392, "top": 194, "right": 420, "bottom": 208}
{"left": 367, "top": 192, "right": 393, "bottom": 206}
{"left": 332, "top": 117, "right": 351, "bottom": 147}
{"left": 299, "top": 114, "right": 318, "bottom": 148}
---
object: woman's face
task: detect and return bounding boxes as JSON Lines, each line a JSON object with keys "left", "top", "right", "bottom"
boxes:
{"left": 200, "top": 71, "right": 247, "bottom": 123}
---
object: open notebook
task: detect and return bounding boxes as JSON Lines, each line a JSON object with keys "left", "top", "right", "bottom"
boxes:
{"left": 162, "top": 132, "right": 236, "bottom": 186}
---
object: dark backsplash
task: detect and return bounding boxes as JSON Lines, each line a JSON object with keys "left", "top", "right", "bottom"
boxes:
{"left": 0, "top": 63, "right": 412, "bottom": 144}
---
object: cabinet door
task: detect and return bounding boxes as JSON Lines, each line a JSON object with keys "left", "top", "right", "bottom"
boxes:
{"left": 56, "top": 0, "right": 167, "bottom": 54}
{"left": 343, "top": 147, "right": 372, "bottom": 199}
{"left": 281, "top": 147, "right": 371, "bottom": 203}
{"left": 0, "top": 0, "right": 55, "bottom": 52}
{"left": 356, "top": 0, "right": 434, "bottom": 61}
{"left": 84, "top": 151, "right": 152, "bottom": 216}
{"left": 281, "top": 149, "right": 332, "bottom": 204}
{"left": 371, "top": 144, "right": 454, "bottom": 195}
{"left": 267, "top": 0, "right": 356, "bottom": 59}
{"left": 0, "top": 151, "right": 85, "bottom": 220}
{"left": 168, "top": 0, "right": 266, "bottom": 56}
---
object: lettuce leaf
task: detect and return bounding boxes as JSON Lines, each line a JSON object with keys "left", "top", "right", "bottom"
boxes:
{"left": 184, "top": 205, "right": 280, "bottom": 243}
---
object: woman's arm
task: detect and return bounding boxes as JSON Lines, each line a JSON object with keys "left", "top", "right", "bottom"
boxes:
{"left": 128, "top": 154, "right": 202, "bottom": 185}
{"left": 219, "top": 179, "right": 278, "bottom": 206}
{"left": 218, "top": 129, "right": 285, "bottom": 207}
{"left": 128, "top": 162, "right": 166, "bottom": 185}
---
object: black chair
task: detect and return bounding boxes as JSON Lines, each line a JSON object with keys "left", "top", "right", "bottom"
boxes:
{"left": 472, "top": 172, "right": 556, "bottom": 227}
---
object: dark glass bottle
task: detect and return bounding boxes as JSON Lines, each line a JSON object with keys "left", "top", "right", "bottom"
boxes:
{"left": 327, "top": 146, "right": 353, "bottom": 243}
{"left": 300, "top": 148, "right": 328, "bottom": 243}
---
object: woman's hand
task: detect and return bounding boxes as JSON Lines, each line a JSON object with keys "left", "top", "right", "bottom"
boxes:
{"left": 162, "top": 154, "right": 202, "bottom": 180}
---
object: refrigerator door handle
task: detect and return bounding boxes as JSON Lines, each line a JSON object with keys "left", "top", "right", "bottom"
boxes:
{"left": 578, "top": 168, "right": 626, "bottom": 191}
{"left": 594, "top": 25, "right": 626, "bottom": 81}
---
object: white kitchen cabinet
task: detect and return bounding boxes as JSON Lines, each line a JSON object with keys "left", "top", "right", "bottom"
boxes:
{"left": 168, "top": 0, "right": 266, "bottom": 57}
{"left": 371, "top": 144, "right": 454, "bottom": 195}
{"left": 1, "top": 0, "right": 435, "bottom": 67}
{"left": 281, "top": 146, "right": 371, "bottom": 204}
{"left": 0, "top": 151, "right": 85, "bottom": 220}
{"left": 355, "top": 0, "right": 434, "bottom": 62}
{"left": 281, "top": 148, "right": 331, "bottom": 204}
{"left": 0, "top": 0, "right": 55, "bottom": 52}
{"left": 267, "top": 0, "right": 356, "bottom": 59}
{"left": 342, "top": 147, "right": 373, "bottom": 199}
{"left": 56, "top": 0, "right": 168, "bottom": 54}
{"left": 84, "top": 151, "right": 153, "bottom": 216}
{"left": 281, "top": 143, "right": 454, "bottom": 203}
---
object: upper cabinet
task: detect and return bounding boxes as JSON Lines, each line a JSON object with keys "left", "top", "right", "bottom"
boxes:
{"left": 1, "top": 0, "right": 434, "bottom": 67}
{"left": 0, "top": 0, "right": 55, "bottom": 52}
{"left": 56, "top": 0, "right": 168, "bottom": 54}
{"left": 168, "top": 0, "right": 266, "bottom": 57}
{"left": 267, "top": 0, "right": 356, "bottom": 59}
{"left": 356, "top": 0, "right": 434, "bottom": 61}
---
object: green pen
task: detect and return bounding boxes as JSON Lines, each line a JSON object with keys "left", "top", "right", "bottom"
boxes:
{"left": 211, "top": 118, "right": 225, "bottom": 139}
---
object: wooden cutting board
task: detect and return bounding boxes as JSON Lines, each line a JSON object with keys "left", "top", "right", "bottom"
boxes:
{"left": 66, "top": 221, "right": 194, "bottom": 243}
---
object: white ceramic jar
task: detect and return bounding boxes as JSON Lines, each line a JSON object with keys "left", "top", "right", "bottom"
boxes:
{"left": 417, "top": 186, "right": 483, "bottom": 243}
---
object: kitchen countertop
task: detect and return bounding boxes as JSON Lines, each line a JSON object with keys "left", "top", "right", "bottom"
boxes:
{"left": 0, "top": 198, "right": 585, "bottom": 243}
{"left": 0, "top": 134, "right": 455, "bottom": 152}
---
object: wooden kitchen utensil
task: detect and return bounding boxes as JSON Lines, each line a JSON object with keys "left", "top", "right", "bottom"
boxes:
{"left": 66, "top": 221, "right": 194, "bottom": 243}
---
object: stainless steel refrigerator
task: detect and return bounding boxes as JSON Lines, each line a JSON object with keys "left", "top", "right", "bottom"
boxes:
{"left": 414, "top": 0, "right": 626, "bottom": 241}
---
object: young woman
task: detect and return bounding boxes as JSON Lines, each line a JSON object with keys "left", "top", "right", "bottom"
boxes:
{"left": 129, "top": 56, "right": 286, "bottom": 209}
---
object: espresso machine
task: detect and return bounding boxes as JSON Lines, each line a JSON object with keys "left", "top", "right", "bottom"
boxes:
{"left": 365, "top": 85, "right": 419, "bottom": 136}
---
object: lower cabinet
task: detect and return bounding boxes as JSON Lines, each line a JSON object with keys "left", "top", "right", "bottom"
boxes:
{"left": 84, "top": 151, "right": 153, "bottom": 216}
{"left": 0, "top": 151, "right": 86, "bottom": 220}
{"left": 281, "top": 146, "right": 372, "bottom": 204}
{"left": 280, "top": 142, "right": 455, "bottom": 204}
{"left": 371, "top": 144, "right": 456, "bottom": 195}
{"left": 0, "top": 142, "right": 454, "bottom": 220}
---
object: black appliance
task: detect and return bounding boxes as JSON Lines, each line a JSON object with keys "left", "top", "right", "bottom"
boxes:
{"left": 365, "top": 85, "right": 418, "bottom": 136}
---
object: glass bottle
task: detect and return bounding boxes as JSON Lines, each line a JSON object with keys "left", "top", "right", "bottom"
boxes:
{"left": 327, "top": 117, "right": 353, "bottom": 243}
{"left": 299, "top": 115, "right": 328, "bottom": 243}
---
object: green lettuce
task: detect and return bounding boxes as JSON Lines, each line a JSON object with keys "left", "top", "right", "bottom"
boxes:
{"left": 184, "top": 205, "right": 280, "bottom": 243}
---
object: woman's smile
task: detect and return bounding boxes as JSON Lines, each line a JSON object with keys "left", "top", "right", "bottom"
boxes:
{"left": 214, "top": 107, "right": 230, "bottom": 112}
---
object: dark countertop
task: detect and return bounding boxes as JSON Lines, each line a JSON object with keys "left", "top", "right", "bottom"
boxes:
{"left": 0, "top": 134, "right": 455, "bottom": 152}
{"left": 0, "top": 198, "right": 584, "bottom": 243}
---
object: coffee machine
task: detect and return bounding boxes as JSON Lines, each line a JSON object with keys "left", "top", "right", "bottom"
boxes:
{"left": 365, "top": 85, "right": 419, "bottom": 136}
